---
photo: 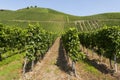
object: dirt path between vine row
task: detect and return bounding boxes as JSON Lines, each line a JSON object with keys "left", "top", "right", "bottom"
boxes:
{"left": 21, "top": 37, "right": 81, "bottom": 80}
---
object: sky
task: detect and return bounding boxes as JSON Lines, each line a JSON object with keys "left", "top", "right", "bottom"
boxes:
{"left": 0, "top": 0, "right": 120, "bottom": 16}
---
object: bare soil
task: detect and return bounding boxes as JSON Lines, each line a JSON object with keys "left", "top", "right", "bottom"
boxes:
{"left": 80, "top": 47, "right": 120, "bottom": 80}
{"left": 21, "top": 37, "right": 81, "bottom": 80}
{"left": 20, "top": 38, "right": 120, "bottom": 80}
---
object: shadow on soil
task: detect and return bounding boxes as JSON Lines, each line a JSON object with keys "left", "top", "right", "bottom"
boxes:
{"left": 56, "top": 39, "right": 71, "bottom": 74}
{"left": 84, "top": 57, "right": 114, "bottom": 74}
{"left": 84, "top": 57, "right": 120, "bottom": 80}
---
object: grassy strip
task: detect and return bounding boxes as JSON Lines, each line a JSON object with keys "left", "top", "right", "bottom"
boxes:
{"left": 0, "top": 53, "right": 24, "bottom": 80}
{"left": 0, "top": 53, "right": 24, "bottom": 66}
{"left": 78, "top": 60, "right": 115, "bottom": 80}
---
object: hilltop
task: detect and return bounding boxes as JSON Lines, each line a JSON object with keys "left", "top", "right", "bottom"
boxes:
{"left": 0, "top": 7, "right": 120, "bottom": 32}
{"left": 80, "top": 12, "right": 120, "bottom": 20}
{"left": 0, "top": 7, "right": 120, "bottom": 21}
{"left": 0, "top": 7, "right": 80, "bottom": 21}
{"left": 0, "top": 7, "right": 120, "bottom": 80}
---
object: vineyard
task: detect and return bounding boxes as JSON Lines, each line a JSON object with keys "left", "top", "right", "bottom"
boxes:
{"left": 75, "top": 20, "right": 101, "bottom": 31}
{"left": 61, "top": 27, "right": 120, "bottom": 79}
{"left": 0, "top": 7, "right": 120, "bottom": 80}
{"left": 79, "top": 26, "right": 120, "bottom": 72}
{"left": 0, "top": 24, "right": 56, "bottom": 80}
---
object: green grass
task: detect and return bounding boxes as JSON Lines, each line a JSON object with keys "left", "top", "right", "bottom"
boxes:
{"left": 0, "top": 7, "right": 73, "bottom": 33}
{"left": 80, "top": 12, "right": 120, "bottom": 20}
{"left": 0, "top": 7, "right": 120, "bottom": 33}
{"left": 0, "top": 53, "right": 24, "bottom": 66}
{"left": 79, "top": 13, "right": 120, "bottom": 28}
{"left": 0, "top": 53, "right": 24, "bottom": 80}
{"left": 78, "top": 60, "right": 100, "bottom": 76}
{"left": 78, "top": 60, "right": 115, "bottom": 80}
{"left": 0, "top": 7, "right": 73, "bottom": 21}
{"left": 84, "top": 62, "right": 100, "bottom": 75}
{"left": 0, "top": 7, "right": 120, "bottom": 80}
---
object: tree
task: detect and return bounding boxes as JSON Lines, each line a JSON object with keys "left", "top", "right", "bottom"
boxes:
{"left": 35, "top": 5, "right": 37, "bottom": 8}
{"left": 26, "top": 7, "right": 29, "bottom": 9}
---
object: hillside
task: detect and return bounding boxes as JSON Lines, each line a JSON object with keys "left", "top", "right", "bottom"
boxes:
{"left": 80, "top": 13, "right": 120, "bottom": 28}
{"left": 0, "top": 7, "right": 80, "bottom": 21}
{"left": 0, "top": 7, "right": 120, "bottom": 80}
{"left": 0, "top": 7, "right": 120, "bottom": 32}
{"left": 80, "top": 12, "right": 120, "bottom": 20}
{"left": 0, "top": 9, "right": 63, "bottom": 21}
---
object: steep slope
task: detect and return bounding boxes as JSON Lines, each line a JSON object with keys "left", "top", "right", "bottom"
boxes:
{"left": 80, "top": 12, "right": 120, "bottom": 20}
{"left": 0, "top": 8, "right": 63, "bottom": 21}
{"left": 0, "top": 7, "right": 120, "bottom": 32}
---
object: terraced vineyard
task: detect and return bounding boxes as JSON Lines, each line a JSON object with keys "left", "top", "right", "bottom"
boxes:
{"left": 0, "top": 8, "right": 120, "bottom": 34}
{"left": 74, "top": 20, "right": 101, "bottom": 31}
{"left": 0, "top": 7, "right": 120, "bottom": 80}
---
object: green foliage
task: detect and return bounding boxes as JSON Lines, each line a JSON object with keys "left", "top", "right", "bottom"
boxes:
{"left": 0, "top": 23, "right": 56, "bottom": 78}
{"left": 0, "top": 23, "right": 56, "bottom": 62}
{"left": 79, "top": 26, "right": 120, "bottom": 61}
{"left": 1, "top": 8, "right": 120, "bottom": 33}
{"left": 62, "top": 28, "right": 85, "bottom": 62}
{"left": 0, "top": 53, "right": 23, "bottom": 67}
{"left": 24, "top": 24, "right": 55, "bottom": 61}
{"left": 0, "top": 53, "right": 23, "bottom": 80}
{"left": 80, "top": 13, "right": 120, "bottom": 20}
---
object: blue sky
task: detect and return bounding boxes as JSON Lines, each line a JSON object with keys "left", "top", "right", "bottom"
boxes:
{"left": 0, "top": 0, "right": 120, "bottom": 16}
